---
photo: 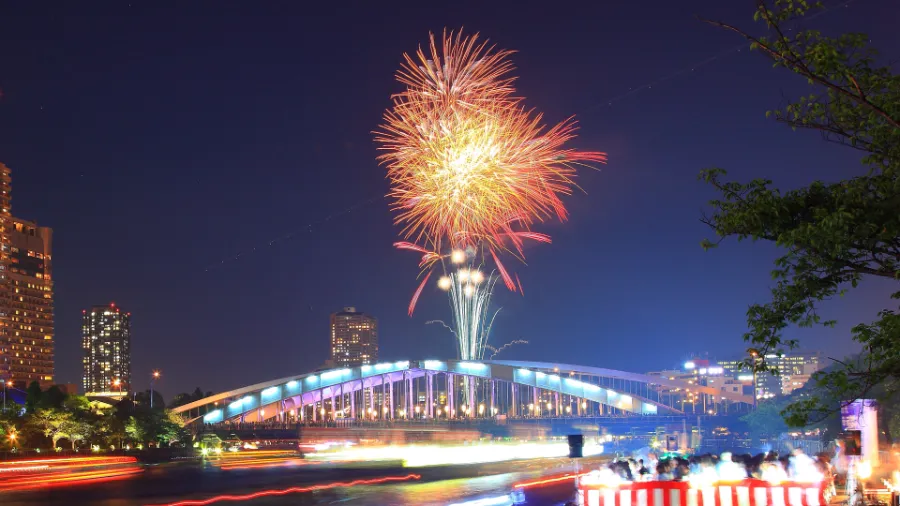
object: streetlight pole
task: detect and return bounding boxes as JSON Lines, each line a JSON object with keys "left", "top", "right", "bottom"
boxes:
{"left": 150, "top": 371, "right": 160, "bottom": 409}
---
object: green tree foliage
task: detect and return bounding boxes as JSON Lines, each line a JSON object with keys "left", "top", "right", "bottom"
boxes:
{"left": 742, "top": 399, "right": 789, "bottom": 437}
{"left": 27, "top": 408, "right": 73, "bottom": 448}
{"left": 699, "top": 0, "right": 900, "bottom": 426}
{"left": 125, "top": 408, "right": 186, "bottom": 447}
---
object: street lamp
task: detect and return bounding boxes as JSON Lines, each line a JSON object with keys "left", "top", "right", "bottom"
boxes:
{"left": 150, "top": 371, "right": 161, "bottom": 409}
{"left": 112, "top": 378, "right": 122, "bottom": 394}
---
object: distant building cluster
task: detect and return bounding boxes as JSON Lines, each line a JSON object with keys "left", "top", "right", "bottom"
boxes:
{"left": 719, "top": 351, "right": 822, "bottom": 399}
{"left": 0, "top": 163, "right": 56, "bottom": 388}
{"left": 82, "top": 303, "right": 132, "bottom": 396}
{"left": 645, "top": 351, "right": 823, "bottom": 412}
{"left": 330, "top": 306, "right": 378, "bottom": 367}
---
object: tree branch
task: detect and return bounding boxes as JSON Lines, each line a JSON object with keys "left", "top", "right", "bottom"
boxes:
{"left": 696, "top": 18, "right": 900, "bottom": 130}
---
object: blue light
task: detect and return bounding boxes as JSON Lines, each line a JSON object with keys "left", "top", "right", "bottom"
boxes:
{"left": 535, "top": 371, "right": 546, "bottom": 378}
{"left": 262, "top": 386, "right": 279, "bottom": 397}
{"left": 229, "top": 399, "right": 243, "bottom": 409}
{"left": 321, "top": 368, "right": 350, "bottom": 380}
{"left": 517, "top": 368, "right": 532, "bottom": 375}
{"left": 549, "top": 375, "right": 560, "bottom": 382}
{"left": 306, "top": 375, "right": 319, "bottom": 383}
{"left": 361, "top": 365, "right": 373, "bottom": 372}
{"left": 286, "top": 380, "right": 298, "bottom": 388}
{"left": 424, "top": 360, "right": 444, "bottom": 369}
{"left": 374, "top": 362, "right": 393, "bottom": 370}
{"left": 459, "top": 362, "right": 487, "bottom": 369}
{"left": 447, "top": 495, "right": 513, "bottom": 506}
{"left": 242, "top": 396, "right": 253, "bottom": 405}
{"left": 203, "top": 409, "right": 222, "bottom": 421}
{"left": 395, "top": 360, "right": 409, "bottom": 368}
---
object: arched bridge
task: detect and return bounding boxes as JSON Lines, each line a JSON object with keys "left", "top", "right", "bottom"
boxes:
{"left": 173, "top": 359, "right": 754, "bottom": 425}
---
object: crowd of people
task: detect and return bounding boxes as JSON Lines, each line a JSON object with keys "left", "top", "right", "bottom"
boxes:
{"left": 604, "top": 449, "right": 836, "bottom": 498}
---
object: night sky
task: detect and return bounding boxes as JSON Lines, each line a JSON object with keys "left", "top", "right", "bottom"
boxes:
{"left": 1, "top": 0, "right": 896, "bottom": 399}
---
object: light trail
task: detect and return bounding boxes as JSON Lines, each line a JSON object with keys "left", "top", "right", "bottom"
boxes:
{"left": 0, "top": 455, "right": 137, "bottom": 467}
{"left": 513, "top": 472, "right": 588, "bottom": 489}
{"left": 0, "top": 467, "right": 143, "bottom": 492}
{"left": 148, "top": 474, "right": 422, "bottom": 506}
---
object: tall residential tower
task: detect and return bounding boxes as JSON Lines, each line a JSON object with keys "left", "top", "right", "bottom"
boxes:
{"left": 0, "top": 163, "right": 55, "bottom": 387}
{"left": 330, "top": 307, "right": 378, "bottom": 367}
{"left": 82, "top": 303, "right": 132, "bottom": 396}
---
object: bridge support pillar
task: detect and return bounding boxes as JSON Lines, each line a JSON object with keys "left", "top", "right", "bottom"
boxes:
{"left": 468, "top": 378, "right": 475, "bottom": 416}
{"left": 406, "top": 374, "right": 413, "bottom": 417}
{"left": 490, "top": 380, "right": 495, "bottom": 417}
{"left": 388, "top": 379, "right": 394, "bottom": 418}
{"left": 510, "top": 383, "right": 516, "bottom": 416}
{"left": 350, "top": 385, "right": 356, "bottom": 419}
{"left": 447, "top": 374, "right": 454, "bottom": 418}
{"left": 426, "top": 373, "right": 433, "bottom": 418}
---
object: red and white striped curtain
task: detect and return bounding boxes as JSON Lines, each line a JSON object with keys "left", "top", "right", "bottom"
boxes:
{"left": 580, "top": 480, "right": 826, "bottom": 506}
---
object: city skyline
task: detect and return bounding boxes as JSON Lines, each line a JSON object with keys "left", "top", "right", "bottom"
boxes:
{"left": 1, "top": 1, "right": 896, "bottom": 397}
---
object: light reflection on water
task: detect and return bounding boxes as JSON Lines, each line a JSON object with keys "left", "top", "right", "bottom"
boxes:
{"left": 345, "top": 473, "right": 519, "bottom": 505}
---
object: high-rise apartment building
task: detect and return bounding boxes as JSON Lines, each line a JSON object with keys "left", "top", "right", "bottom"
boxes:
{"left": 82, "top": 304, "right": 132, "bottom": 396}
{"left": 330, "top": 307, "right": 377, "bottom": 367}
{"left": 0, "top": 163, "right": 55, "bottom": 387}
{"left": 720, "top": 351, "right": 822, "bottom": 398}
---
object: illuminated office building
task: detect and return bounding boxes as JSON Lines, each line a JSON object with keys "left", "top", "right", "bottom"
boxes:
{"left": 330, "top": 307, "right": 378, "bottom": 367}
{"left": 82, "top": 303, "right": 131, "bottom": 396}
{"left": 720, "top": 351, "right": 822, "bottom": 398}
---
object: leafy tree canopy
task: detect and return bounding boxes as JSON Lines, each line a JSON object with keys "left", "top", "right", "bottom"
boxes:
{"left": 699, "top": 0, "right": 900, "bottom": 426}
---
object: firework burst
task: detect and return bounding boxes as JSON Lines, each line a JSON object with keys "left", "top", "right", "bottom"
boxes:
{"left": 376, "top": 30, "right": 606, "bottom": 265}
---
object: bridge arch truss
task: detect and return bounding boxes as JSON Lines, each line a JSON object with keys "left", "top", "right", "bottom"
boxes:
{"left": 173, "top": 359, "right": 753, "bottom": 425}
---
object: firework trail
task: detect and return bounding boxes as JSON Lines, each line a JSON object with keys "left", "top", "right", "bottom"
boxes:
{"left": 485, "top": 339, "right": 529, "bottom": 360}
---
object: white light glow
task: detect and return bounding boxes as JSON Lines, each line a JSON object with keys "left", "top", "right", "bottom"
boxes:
{"left": 450, "top": 250, "right": 466, "bottom": 264}
{"left": 306, "top": 441, "right": 605, "bottom": 467}
{"left": 685, "top": 361, "right": 696, "bottom": 370}
{"left": 438, "top": 276, "right": 452, "bottom": 291}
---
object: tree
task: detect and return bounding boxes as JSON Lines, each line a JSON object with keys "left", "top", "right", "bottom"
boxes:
{"left": 134, "top": 390, "right": 165, "bottom": 409}
{"left": 39, "top": 385, "right": 67, "bottom": 410}
{"left": 24, "top": 381, "right": 42, "bottom": 413}
{"left": 742, "top": 399, "right": 789, "bottom": 438}
{"left": 169, "top": 388, "right": 208, "bottom": 409}
{"left": 699, "top": 0, "right": 900, "bottom": 426}
{"left": 27, "top": 408, "right": 72, "bottom": 448}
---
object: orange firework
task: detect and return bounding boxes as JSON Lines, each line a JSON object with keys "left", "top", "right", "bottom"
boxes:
{"left": 376, "top": 30, "right": 605, "bottom": 313}
{"left": 376, "top": 30, "right": 605, "bottom": 255}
